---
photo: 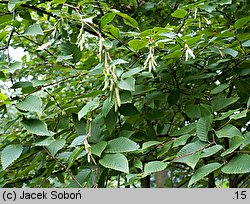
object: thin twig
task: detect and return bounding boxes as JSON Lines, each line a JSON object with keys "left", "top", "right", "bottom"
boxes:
{"left": 21, "top": 4, "right": 58, "bottom": 18}
{"left": 0, "top": 46, "right": 7, "bottom": 51}
{"left": 15, "top": 31, "right": 55, "bottom": 57}
{"left": 95, "top": 0, "right": 104, "bottom": 16}
{"left": 6, "top": 14, "right": 16, "bottom": 65}
{"left": 215, "top": 8, "right": 234, "bottom": 24}
{"left": 235, "top": 151, "right": 250, "bottom": 154}
{"left": 176, "top": 10, "right": 190, "bottom": 34}
{"left": 105, "top": 27, "right": 140, "bottom": 56}
{"left": 43, "top": 147, "right": 83, "bottom": 188}
{"left": 27, "top": 72, "right": 86, "bottom": 95}
{"left": 41, "top": 72, "right": 85, "bottom": 88}
{"left": 64, "top": 3, "right": 100, "bottom": 35}
{"left": 170, "top": 142, "right": 215, "bottom": 163}
{"left": 0, "top": 1, "right": 100, "bottom": 37}
{"left": 43, "top": 89, "right": 63, "bottom": 131}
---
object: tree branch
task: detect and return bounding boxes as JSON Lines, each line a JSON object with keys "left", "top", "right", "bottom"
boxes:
{"left": 15, "top": 31, "right": 55, "bottom": 57}
{"left": 0, "top": 1, "right": 101, "bottom": 38}
{"left": 43, "top": 147, "right": 83, "bottom": 188}
{"left": 215, "top": 8, "right": 234, "bottom": 24}
{"left": 170, "top": 142, "right": 215, "bottom": 163}
{"left": 41, "top": 72, "right": 85, "bottom": 88}
{"left": 0, "top": 11, "right": 12, "bottom": 16}
{"left": 21, "top": 3, "right": 58, "bottom": 18}
{"left": 95, "top": 0, "right": 104, "bottom": 16}
{"left": 176, "top": 11, "right": 190, "bottom": 34}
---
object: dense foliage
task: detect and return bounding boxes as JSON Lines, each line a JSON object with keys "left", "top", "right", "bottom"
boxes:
{"left": 0, "top": 0, "right": 250, "bottom": 188}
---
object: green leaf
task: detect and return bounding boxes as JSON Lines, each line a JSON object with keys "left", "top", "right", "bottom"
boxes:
{"left": 186, "top": 73, "right": 216, "bottom": 80}
{"left": 164, "top": 50, "right": 181, "bottom": 59}
{"left": 133, "top": 160, "right": 143, "bottom": 170}
{"left": 241, "top": 132, "right": 250, "bottom": 148}
{"left": 66, "top": 147, "right": 85, "bottom": 170}
{"left": 171, "top": 9, "right": 187, "bottom": 18}
{"left": 13, "top": 81, "right": 33, "bottom": 89}
{"left": 173, "top": 134, "right": 192, "bottom": 147}
{"left": 229, "top": 110, "right": 247, "bottom": 120}
{"left": 0, "top": 93, "right": 8, "bottom": 101}
{"left": 118, "top": 130, "right": 134, "bottom": 138}
{"left": 142, "top": 141, "right": 162, "bottom": 150}
{"left": 100, "top": 12, "right": 116, "bottom": 28}
{"left": 188, "top": 163, "right": 222, "bottom": 187}
{"left": 21, "top": 119, "right": 53, "bottom": 136}
{"left": 105, "top": 137, "right": 139, "bottom": 153}
{"left": 211, "top": 84, "right": 229, "bottom": 94}
{"left": 47, "top": 139, "right": 66, "bottom": 157}
{"left": 217, "top": 0, "right": 232, "bottom": 5}
{"left": 177, "top": 141, "right": 206, "bottom": 157}
{"left": 242, "top": 40, "right": 250, "bottom": 47}
{"left": 215, "top": 109, "right": 240, "bottom": 121}
{"left": 175, "top": 152, "right": 201, "bottom": 169}
{"left": 222, "top": 48, "right": 238, "bottom": 58}
{"left": 234, "top": 16, "right": 250, "bottom": 29}
{"left": 120, "top": 90, "right": 132, "bottom": 104}
{"left": 117, "top": 77, "right": 135, "bottom": 91}
{"left": 216, "top": 124, "right": 242, "bottom": 138}
{"left": 144, "top": 161, "right": 167, "bottom": 174}
{"left": 145, "top": 91, "right": 166, "bottom": 104}
{"left": 72, "top": 114, "right": 87, "bottom": 136}
{"left": 196, "top": 116, "right": 212, "bottom": 142}
{"left": 23, "top": 24, "right": 43, "bottom": 36}
{"left": 78, "top": 101, "right": 99, "bottom": 120}
{"left": 236, "top": 33, "right": 250, "bottom": 41}
{"left": 61, "top": 42, "right": 82, "bottom": 63}
{"left": 186, "top": 35, "right": 203, "bottom": 46}
{"left": 201, "top": 145, "right": 223, "bottom": 158}
{"left": 105, "top": 25, "right": 121, "bottom": 39}
{"left": 16, "top": 95, "right": 42, "bottom": 113}
{"left": 221, "top": 154, "right": 250, "bottom": 174}
{"left": 8, "top": 0, "right": 28, "bottom": 11}
{"left": 57, "top": 152, "right": 71, "bottom": 162}
{"left": 117, "top": 13, "right": 138, "bottom": 28}
{"left": 99, "top": 153, "right": 129, "bottom": 173}
{"left": 199, "top": 104, "right": 212, "bottom": 118}
{"left": 1, "top": 144, "right": 23, "bottom": 170}
{"left": 68, "top": 135, "right": 86, "bottom": 148}
{"left": 122, "top": 67, "right": 142, "bottom": 78}
{"left": 102, "top": 98, "right": 114, "bottom": 117}
{"left": 212, "top": 96, "right": 240, "bottom": 112}
{"left": 145, "top": 109, "right": 164, "bottom": 120}
{"left": 110, "top": 59, "right": 128, "bottom": 67}
{"left": 52, "top": 0, "right": 66, "bottom": 4}
{"left": 68, "top": 169, "right": 91, "bottom": 188}
{"left": 221, "top": 136, "right": 244, "bottom": 157}
{"left": 132, "top": 85, "right": 155, "bottom": 95}
{"left": 171, "top": 123, "right": 196, "bottom": 136}
{"left": 119, "top": 103, "right": 139, "bottom": 116}
{"left": 128, "top": 39, "right": 148, "bottom": 51}
{"left": 34, "top": 137, "right": 55, "bottom": 146}
{"left": 3, "top": 61, "right": 22, "bottom": 74}
{"left": 103, "top": 39, "right": 113, "bottom": 49}
{"left": 91, "top": 141, "right": 107, "bottom": 157}
{"left": 157, "top": 142, "right": 173, "bottom": 158}
{"left": 0, "top": 14, "right": 12, "bottom": 25}
{"left": 104, "top": 108, "right": 118, "bottom": 133}
{"left": 167, "top": 89, "right": 180, "bottom": 106}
